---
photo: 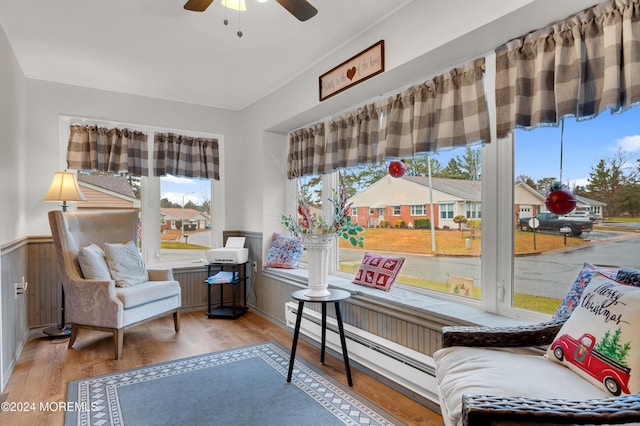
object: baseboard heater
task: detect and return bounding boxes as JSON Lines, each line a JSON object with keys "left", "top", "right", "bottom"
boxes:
{"left": 285, "top": 301, "right": 440, "bottom": 406}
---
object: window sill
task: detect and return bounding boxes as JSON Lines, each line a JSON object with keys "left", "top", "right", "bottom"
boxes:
{"left": 264, "top": 267, "right": 531, "bottom": 328}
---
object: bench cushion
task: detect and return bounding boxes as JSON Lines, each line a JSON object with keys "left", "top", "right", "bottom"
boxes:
{"left": 116, "top": 280, "right": 181, "bottom": 309}
{"left": 434, "top": 346, "right": 609, "bottom": 426}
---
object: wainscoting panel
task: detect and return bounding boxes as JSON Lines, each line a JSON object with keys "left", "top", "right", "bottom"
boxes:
{"left": 27, "top": 238, "right": 60, "bottom": 327}
{"left": 1, "top": 238, "right": 30, "bottom": 391}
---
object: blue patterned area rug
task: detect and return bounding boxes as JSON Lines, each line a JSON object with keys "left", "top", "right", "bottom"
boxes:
{"left": 65, "top": 341, "right": 403, "bottom": 426}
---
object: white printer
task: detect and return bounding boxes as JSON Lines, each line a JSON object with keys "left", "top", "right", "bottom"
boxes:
{"left": 205, "top": 237, "right": 249, "bottom": 264}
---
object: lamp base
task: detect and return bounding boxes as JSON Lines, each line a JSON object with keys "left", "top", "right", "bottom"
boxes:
{"left": 43, "top": 325, "right": 71, "bottom": 338}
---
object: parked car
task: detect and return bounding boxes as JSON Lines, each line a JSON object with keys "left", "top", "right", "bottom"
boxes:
{"left": 518, "top": 212, "right": 593, "bottom": 236}
{"left": 563, "top": 211, "right": 597, "bottom": 221}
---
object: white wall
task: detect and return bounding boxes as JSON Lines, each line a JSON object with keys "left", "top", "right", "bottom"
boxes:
{"left": 0, "top": 24, "right": 27, "bottom": 244}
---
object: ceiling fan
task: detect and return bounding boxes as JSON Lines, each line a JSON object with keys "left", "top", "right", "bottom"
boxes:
{"left": 184, "top": 0, "right": 318, "bottom": 22}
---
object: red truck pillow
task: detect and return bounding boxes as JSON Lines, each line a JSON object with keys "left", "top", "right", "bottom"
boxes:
{"left": 546, "top": 273, "right": 640, "bottom": 396}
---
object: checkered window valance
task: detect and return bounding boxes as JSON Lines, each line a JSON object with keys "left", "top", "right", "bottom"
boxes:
{"left": 287, "top": 58, "right": 489, "bottom": 178}
{"left": 67, "top": 125, "right": 149, "bottom": 176}
{"left": 496, "top": 0, "right": 640, "bottom": 138}
{"left": 153, "top": 133, "right": 220, "bottom": 180}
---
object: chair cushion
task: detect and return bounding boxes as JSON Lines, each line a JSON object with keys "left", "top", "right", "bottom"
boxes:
{"left": 434, "top": 346, "right": 609, "bottom": 426}
{"left": 104, "top": 241, "right": 149, "bottom": 287}
{"left": 546, "top": 273, "right": 640, "bottom": 395}
{"left": 116, "top": 280, "right": 181, "bottom": 309}
{"left": 77, "top": 243, "right": 111, "bottom": 281}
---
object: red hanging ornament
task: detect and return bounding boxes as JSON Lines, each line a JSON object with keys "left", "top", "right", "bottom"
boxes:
{"left": 545, "top": 182, "right": 577, "bottom": 215}
{"left": 388, "top": 160, "right": 406, "bottom": 178}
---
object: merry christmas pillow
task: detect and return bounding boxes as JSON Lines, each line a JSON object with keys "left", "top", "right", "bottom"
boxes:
{"left": 352, "top": 252, "right": 405, "bottom": 291}
{"left": 546, "top": 273, "right": 640, "bottom": 396}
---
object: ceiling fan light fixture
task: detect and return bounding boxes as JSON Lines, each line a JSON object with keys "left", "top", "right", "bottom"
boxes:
{"left": 221, "top": 0, "right": 247, "bottom": 11}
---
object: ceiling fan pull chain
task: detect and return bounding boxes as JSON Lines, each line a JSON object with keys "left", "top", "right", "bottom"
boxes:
{"left": 237, "top": 5, "right": 243, "bottom": 37}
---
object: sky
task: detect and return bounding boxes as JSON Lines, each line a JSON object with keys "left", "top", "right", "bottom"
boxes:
{"left": 514, "top": 107, "right": 640, "bottom": 188}
{"left": 161, "top": 175, "right": 211, "bottom": 207}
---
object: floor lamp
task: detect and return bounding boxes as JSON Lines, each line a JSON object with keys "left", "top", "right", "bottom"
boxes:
{"left": 43, "top": 171, "right": 87, "bottom": 337}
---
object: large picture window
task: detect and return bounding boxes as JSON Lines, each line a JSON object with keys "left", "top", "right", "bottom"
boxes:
{"left": 512, "top": 109, "right": 640, "bottom": 315}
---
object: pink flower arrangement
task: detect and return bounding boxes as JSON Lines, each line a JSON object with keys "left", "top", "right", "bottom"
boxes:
{"left": 281, "top": 188, "right": 364, "bottom": 247}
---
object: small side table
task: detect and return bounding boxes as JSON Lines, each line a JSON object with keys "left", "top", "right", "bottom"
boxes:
{"left": 286, "top": 288, "right": 353, "bottom": 387}
{"left": 204, "top": 262, "right": 249, "bottom": 319}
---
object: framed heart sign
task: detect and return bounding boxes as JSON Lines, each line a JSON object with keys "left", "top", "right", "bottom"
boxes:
{"left": 319, "top": 40, "right": 384, "bottom": 101}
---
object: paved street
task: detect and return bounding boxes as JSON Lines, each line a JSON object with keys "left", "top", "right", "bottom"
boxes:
{"left": 340, "top": 229, "right": 640, "bottom": 300}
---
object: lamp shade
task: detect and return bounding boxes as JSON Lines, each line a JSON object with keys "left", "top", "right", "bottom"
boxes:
{"left": 43, "top": 172, "right": 87, "bottom": 206}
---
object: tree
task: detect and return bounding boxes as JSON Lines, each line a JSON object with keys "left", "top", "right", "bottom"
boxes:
{"left": 404, "top": 156, "right": 443, "bottom": 177}
{"left": 161, "top": 197, "right": 179, "bottom": 208}
{"left": 536, "top": 177, "right": 558, "bottom": 192}
{"left": 440, "top": 146, "right": 481, "bottom": 180}
{"left": 516, "top": 174, "right": 537, "bottom": 189}
{"left": 586, "top": 150, "right": 629, "bottom": 215}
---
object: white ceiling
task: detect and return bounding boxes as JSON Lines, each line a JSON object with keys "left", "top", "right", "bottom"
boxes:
{"left": 0, "top": 0, "right": 410, "bottom": 111}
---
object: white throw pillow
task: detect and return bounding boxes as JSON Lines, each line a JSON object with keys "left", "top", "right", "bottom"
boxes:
{"left": 103, "top": 241, "right": 148, "bottom": 287}
{"left": 77, "top": 244, "right": 111, "bottom": 281}
{"left": 546, "top": 273, "right": 640, "bottom": 396}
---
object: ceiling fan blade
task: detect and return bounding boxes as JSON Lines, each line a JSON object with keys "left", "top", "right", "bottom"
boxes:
{"left": 184, "top": 0, "right": 214, "bottom": 12}
{"left": 276, "top": 0, "right": 318, "bottom": 21}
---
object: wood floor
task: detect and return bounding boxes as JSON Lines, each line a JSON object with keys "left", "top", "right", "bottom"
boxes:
{"left": 2, "top": 310, "right": 442, "bottom": 425}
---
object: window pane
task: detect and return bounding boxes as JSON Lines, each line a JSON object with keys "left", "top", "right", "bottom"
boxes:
{"left": 338, "top": 147, "right": 482, "bottom": 299}
{"left": 513, "top": 108, "right": 640, "bottom": 315}
{"left": 160, "top": 175, "right": 213, "bottom": 254}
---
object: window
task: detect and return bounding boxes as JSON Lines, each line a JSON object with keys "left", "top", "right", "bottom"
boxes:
{"left": 159, "top": 175, "right": 213, "bottom": 257}
{"left": 439, "top": 203, "right": 454, "bottom": 219}
{"left": 60, "top": 116, "right": 224, "bottom": 266}
{"left": 319, "top": 147, "right": 483, "bottom": 300}
{"left": 286, "top": 51, "right": 638, "bottom": 319}
{"left": 511, "top": 109, "right": 640, "bottom": 316}
{"left": 466, "top": 202, "right": 481, "bottom": 219}
{"left": 352, "top": 207, "right": 358, "bottom": 216}
{"left": 411, "top": 205, "right": 426, "bottom": 215}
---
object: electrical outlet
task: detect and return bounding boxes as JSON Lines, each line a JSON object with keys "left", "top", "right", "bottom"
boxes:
{"left": 15, "top": 276, "right": 28, "bottom": 299}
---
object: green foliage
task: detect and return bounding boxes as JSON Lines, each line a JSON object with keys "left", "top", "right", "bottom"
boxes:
{"left": 453, "top": 215, "right": 467, "bottom": 224}
{"left": 394, "top": 220, "right": 406, "bottom": 228}
{"left": 413, "top": 218, "right": 430, "bottom": 229}
{"left": 379, "top": 220, "right": 390, "bottom": 228}
{"left": 439, "top": 147, "right": 481, "bottom": 180}
{"left": 594, "top": 328, "right": 631, "bottom": 366}
{"left": 467, "top": 219, "right": 482, "bottom": 231}
{"left": 281, "top": 187, "right": 364, "bottom": 247}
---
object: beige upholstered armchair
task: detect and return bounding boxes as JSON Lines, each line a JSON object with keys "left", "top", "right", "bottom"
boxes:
{"left": 49, "top": 210, "right": 181, "bottom": 359}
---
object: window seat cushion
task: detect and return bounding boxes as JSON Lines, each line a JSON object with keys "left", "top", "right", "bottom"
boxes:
{"left": 434, "top": 346, "right": 609, "bottom": 426}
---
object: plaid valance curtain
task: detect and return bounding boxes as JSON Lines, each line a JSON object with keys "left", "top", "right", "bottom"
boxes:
{"left": 287, "top": 58, "right": 489, "bottom": 178}
{"left": 382, "top": 58, "right": 489, "bottom": 157}
{"left": 496, "top": 0, "right": 640, "bottom": 139}
{"left": 154, "top": 133, "right": 220, "bottom": 180}
{"left": 67, "top": 125, "right": 148, "bottom": 176}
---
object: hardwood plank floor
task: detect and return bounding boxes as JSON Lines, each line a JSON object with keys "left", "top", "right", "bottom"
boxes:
{"left": 1, "top": 310, "right": 442, "bottom": 425}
